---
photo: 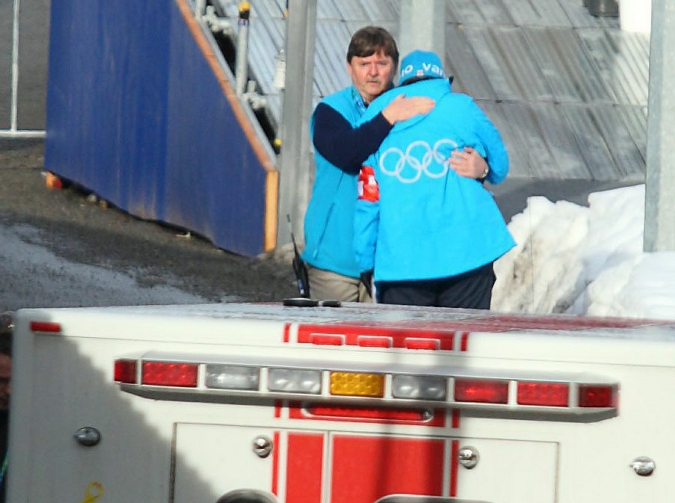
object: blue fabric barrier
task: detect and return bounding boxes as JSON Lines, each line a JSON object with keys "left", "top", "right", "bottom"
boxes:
{"left": 45, "top": 0, "right": 277, "bottom": 257}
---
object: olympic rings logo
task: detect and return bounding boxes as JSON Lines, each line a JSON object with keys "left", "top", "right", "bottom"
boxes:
{"left": 379, "top": 139, "right": 459, "bottom": 183}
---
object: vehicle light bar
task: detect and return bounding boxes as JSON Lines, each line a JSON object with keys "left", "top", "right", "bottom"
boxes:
{"left": 330, "top": 372, "right": 385, "bottom": 398}
{"left": 30, "top": 321, "right": 62, "bottom": 333}
{"left": 205, "top": 364, "right": 259, "bottom": 390}
{"left": 517, "top": 382, "right": 569, "bottom": 407}
{"left": 113, "top": 355, "right": 619, "bottom": 421}
{"left": 454, "top": 378, "right": 509, "bottom": 404}
{"left": 392, "top": 375, "right": 446, "bottom": 401}
{"left": 578, "top": 384, "right": 617, "bottom": 408}
{"left": 306, "top": 405, "right": 429, "bottom": 422}
{"left": 114, "top": 359, "right": 137, "bottom": 384}
{"left": 268, "top": 368, "right": 322, "bottom": 394}
{"left": 142, "top": 362, "right": 198, "bottom": 387}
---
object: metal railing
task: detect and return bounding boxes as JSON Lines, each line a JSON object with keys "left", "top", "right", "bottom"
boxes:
{"left": 0, "top": 0, "right": 46, "bottom": 138}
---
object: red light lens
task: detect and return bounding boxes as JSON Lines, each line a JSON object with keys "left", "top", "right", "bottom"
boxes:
{"left": 114, "top": 359, "right": 137, "bottom": 383}
{"left": 517, "top": 382, "right": 569, "bottom": 407}
{"left": 357, "top": 336, "right": 392, "bottom": 348}
{"left": 404, "top": 339, "right": 439, "bottom": 350}
{"left": 578, "top": 384, "right": 617, "bottom": 408}
{"left": 30, "top": 321, "right": 62, "bottom": 333}
{"left": 307, "top": 405, "right": 429, "bottom": 422}
{"left": 454, "top": 379, "right": 509, "bottom": 404}
{"left": 142, "top": 362, "right": 198, "bottom": 387}
{"left": 309, "top": 334, "right": 344, "bottom": 346}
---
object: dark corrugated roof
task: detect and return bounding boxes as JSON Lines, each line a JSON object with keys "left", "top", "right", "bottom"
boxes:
{"left": 218, "top": 0, "right": 648, "bottom": 182}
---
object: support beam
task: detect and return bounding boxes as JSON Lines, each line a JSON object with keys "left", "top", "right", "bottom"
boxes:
{"left": 398, "top": 0, "right": 446, "bottom": 65}
{"left": 644, "top": 0, "right": 675, "bottom": 251}
{"left": 276, "top": 0, "right": 317, "bottom": 248}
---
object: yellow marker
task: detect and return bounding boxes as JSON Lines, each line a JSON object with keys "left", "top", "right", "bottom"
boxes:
{"left": 81, "top": 481, "right": 103, "bottom": 503}
{"left": 330, "top": 371, "right": 385, "bottom": 397}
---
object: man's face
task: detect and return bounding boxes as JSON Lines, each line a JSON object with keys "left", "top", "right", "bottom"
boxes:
{"left": 347, "top": 50, "right": 396, "bottom": 105}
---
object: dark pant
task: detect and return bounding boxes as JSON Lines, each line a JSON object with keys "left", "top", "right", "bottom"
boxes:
{"left": 378, "top": 263, "right": 496, "bottom": 309}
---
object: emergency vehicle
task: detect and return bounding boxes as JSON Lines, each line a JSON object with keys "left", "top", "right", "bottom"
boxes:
{"left": 7, "top": 300, "right": 675, "bottom": 502}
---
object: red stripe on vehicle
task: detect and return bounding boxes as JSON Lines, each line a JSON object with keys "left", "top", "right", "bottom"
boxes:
{"left": 450, "top": 439, "right": 459, "bottom": 497}
{"left": 404, "top": 338, "right": 439, "bottom": 350}
{"left": 309, "top": 334, "right": 344, "bottom": 346}
{"left": 283, "top": 323, "right": 291, "bottom": 343}
{"left": 331, "top": 435, "right": 444, "bottom": 503}
{"left": 271, "top": 431, "right": 280, "bottom": 496}
{"left": 286, "top": 433, "right": 324, "bottom": 503}
{"left": 289, "top": 404, "right": 445, "bottom": 427}
{"left": 357, "top": 336, "right": 392, "bottom": 348}
{"left": 30, "top": 321, "right": 61, "bottom": 333}
{"left": 297, "top": 324, "right": 454, "bottom": 350}
{"left": 460, "top": 332, "right": 469, "bottom": 352}
{"left": 287, "top": 401, "right": 302, "bottom": 417}
{"left": 297, "top": 312, "right": 667, "bottom": 341}
{"left": 451, "top": 409, "right": 460, "bottom": 429}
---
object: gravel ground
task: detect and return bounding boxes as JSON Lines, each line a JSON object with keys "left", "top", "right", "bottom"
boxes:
{"left": 0, "top": 139, "right": 298, "bottom": 306}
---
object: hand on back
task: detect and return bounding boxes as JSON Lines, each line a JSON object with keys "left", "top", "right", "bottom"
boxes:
{"left": 381, "top": 94, "right": 435, "bottom": 125}
{"left": 449, "top": 147, "right": 487, "bottom": 179}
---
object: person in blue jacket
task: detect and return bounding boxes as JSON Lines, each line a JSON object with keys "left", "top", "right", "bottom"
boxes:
{"left": 354, "top": 50, "right": 515, "bottom": 309}
{"left": 302, "top": 27, "right": 489, "bottom": 302}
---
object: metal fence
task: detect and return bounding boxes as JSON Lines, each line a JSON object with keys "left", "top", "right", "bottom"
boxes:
{"left": 0, "top": 0, "right": 49, "bottom": 138}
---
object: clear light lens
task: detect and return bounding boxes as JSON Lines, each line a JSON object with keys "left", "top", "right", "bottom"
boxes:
{"left": 205, "top": 364, "right": 259, "bottom": 390}
{"left": 268, "top": 368, "right": 322, "bottom": 394}
{"left": 392, "top": 375, "right": 446, "bottom": 400}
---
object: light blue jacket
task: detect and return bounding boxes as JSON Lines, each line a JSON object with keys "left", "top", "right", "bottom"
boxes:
{"left": 354, "top": 79, "right": 515, "bottom": 282}
{"left": 302, "top": 87, "right": 368, "bottom": 278}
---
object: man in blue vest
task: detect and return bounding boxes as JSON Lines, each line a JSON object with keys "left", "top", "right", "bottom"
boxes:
{"left": 354, "top": 50, "right": 515, "bottom": 308}
{"left": 303, "top": 27, "right": 489, "bottom": 302}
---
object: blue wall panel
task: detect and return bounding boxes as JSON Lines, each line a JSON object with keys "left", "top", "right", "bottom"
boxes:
{"left": 163, "top": 6, "right": 268, "bottom": 253}
{"left": 45, "top": 0, "right": 272, "bottom": 257}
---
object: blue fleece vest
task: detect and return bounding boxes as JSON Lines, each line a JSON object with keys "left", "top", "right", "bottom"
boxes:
{"left": 302, "top": 87, "right": 367, "bottom": 278}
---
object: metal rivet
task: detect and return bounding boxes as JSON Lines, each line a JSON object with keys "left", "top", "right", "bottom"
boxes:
{"left": 74, "top": 426, "right": 101, "bottom": 447}
{"left": 458, "top": 445, "right": 479, "bottom": 469}
{"left": 630, "top": 456, "right": 655, "bottom": 476}
{"left": 252, "top": 435, "right": 273, "bottom": 458}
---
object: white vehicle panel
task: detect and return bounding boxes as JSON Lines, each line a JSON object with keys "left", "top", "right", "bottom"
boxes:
{"left": 7, "top": 302, "right": 675, "bottom": 503}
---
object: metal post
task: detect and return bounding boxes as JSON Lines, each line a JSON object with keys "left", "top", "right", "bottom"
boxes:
{"left": 195, "top": 0, "right": 206, "bottom": 17}
{"left": 235, "top": 2, "right": 251, "bottom": 96}
{"left": 276, "top": 0, "right": 317, "bottom": 248}
{"left": 0, "top": 0, "right": 44, "bottom": 138}
{"left": 10, "top": 0, "right": 21, "bottom": 132}
{"left": 644, "top": 0, "right": 675, "bottom": 251}
{"left": 398, "top": 0, "right": 446, "bottom": 66}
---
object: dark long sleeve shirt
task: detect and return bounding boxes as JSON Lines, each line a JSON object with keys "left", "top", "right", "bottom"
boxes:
{"left": 312, "top": 102, "right": 394, "bottom": 175}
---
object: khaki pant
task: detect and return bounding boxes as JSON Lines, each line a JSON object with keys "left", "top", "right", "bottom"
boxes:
{"left": 308, "top": 266, "right": 372, "bottom": 303}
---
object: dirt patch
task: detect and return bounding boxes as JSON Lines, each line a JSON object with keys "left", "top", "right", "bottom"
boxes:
{"left": 0, "top": 139, "right": 298, "bottom": 303}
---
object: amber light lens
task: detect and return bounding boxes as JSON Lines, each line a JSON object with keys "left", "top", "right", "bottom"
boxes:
{"left": 329, "top": 372, "right": 384, "bottom": 398}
